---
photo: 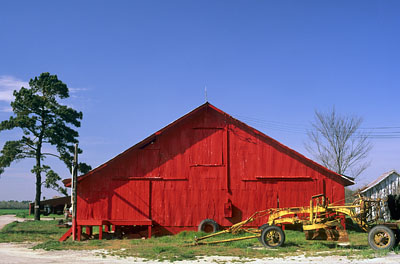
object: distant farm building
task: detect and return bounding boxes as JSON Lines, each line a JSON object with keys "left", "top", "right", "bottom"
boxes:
{"left": 63, "top": 103, "right": 353, "bottom": 240}
{"left": 29, "top": 196, "right": 70, "bottom": 216}
{"left": 360, "top": 170, "right": 400, "bottom": 221}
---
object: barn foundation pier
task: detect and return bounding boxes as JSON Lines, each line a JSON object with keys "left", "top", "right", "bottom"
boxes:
{"left": 77, "top": 219, "right": 153, "bottom": 240}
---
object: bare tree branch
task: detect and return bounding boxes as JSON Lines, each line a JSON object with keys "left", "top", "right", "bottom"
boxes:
{"left": 305, "top": 107, "right": 372, "bottom": 179}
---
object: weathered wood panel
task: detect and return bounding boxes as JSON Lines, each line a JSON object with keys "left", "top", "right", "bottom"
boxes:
{"left": 361, "top": 171, "right": 400, "bottom": 221}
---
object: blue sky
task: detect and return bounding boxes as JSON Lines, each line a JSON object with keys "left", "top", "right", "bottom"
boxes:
{"left": 0, "top": 1, "right": 399, "bottom": 200}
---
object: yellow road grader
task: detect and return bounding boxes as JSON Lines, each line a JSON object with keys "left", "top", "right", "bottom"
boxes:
{"left": 195, "top": 194, "right": 399, "bottom": 250}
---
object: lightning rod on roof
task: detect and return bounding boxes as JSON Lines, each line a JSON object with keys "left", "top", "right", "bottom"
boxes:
{"left": 205, "top": 86, "right": 208, "bottom": 103}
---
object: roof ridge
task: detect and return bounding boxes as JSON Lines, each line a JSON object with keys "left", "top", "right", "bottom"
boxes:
{"left": 360, "top": 169, "right": 399, "bottom": 193}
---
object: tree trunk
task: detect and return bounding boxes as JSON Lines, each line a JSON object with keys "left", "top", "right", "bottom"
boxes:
{"left": 34, "top": 170, "right": 41, "bottom": 221}
{"left": 34, "top": 146, "right": 42, "bottom": 221}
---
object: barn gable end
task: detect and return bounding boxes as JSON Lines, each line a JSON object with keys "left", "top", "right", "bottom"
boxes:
{"left": 67, "top": 103, "right": 353, "bottom": 236}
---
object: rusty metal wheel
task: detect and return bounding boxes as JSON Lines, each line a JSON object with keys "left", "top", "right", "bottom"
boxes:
{"left": 368, "top": 225, "right": 396, "bottom": 250}
{"left": 260, "top": 225, "right": 285, "bottom": 248}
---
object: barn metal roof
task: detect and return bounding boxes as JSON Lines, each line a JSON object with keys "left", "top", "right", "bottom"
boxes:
{"left": 360, "top": 170, "right": 399, "bottom": 194}
{"left": 63, "top": 102, "right": 354, "bottom": 187}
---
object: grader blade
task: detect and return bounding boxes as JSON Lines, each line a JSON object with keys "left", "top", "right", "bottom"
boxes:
{"left": 304, "top": 228, "right": 349, "bottom": 242}
{"left": 336, "top": 228, "right": 349, "bottom": 243}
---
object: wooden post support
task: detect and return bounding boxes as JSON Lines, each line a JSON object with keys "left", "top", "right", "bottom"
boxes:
{"left": 148, "top": 225, "right": 152, "bottom": 238}
{"left": 77, "top": 225, "right": 82, "bottom": 241}
{"left": 99, "top": 225, "right": 103, "bottom": 240}
{"left": 85, "top": 226, "right": 92, "bottom": 236}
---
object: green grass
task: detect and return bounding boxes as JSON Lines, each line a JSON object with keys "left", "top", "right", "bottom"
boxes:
{"left": 19, "top": 213, "right": 63, "bottom": 219}
{"left": 0, "top": 220, "right": 399, "bottom": 262}
{"left": 0, "top": 208, "right": 63, "bottom": 219}
{"left": 0, "top": 220, "right": 66, "bottom": 242}
{"left": 0, "top": 209, "right": 28, "bottom": 216}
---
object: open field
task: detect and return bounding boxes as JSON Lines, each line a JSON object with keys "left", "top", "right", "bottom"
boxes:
{"left": 0, "top": 217, "right": 399, "bottom": 263}
{"left": 0, "top": 209, "right": 27, "bottom": 216}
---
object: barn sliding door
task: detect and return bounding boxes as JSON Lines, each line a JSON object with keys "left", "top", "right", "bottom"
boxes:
{"left": 111, "top": 180, "right": 151, "bottom": 221}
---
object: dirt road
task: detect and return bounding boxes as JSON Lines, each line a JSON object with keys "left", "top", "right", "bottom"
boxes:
{"left": 0, "top": 243, "right": 142, "bottom": 264}
{"left": 0, "top": 215, "right": 399, "bottom": 263}
{"left": 0, "top": 243, "right": 399, "bottom": 264}
{"left": 0, "top": 215, "right": 139, "bottom": 264}
{"left": 0, "top": 215, "right": 24, "bottom": 230}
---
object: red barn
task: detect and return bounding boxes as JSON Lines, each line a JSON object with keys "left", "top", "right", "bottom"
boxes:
{"left": 62, "top": 103, "right": 353, "bottom": 240}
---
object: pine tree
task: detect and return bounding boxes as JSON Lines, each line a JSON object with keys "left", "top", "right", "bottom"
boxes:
{"left": 0, "top": 73, "right": 91, "bottom": 220}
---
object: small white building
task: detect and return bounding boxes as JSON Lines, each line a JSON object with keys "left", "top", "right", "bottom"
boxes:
{"left": 360, "top": 170, "right": 400, "bottom": 221}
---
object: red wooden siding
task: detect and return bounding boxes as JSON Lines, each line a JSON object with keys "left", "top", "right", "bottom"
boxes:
{"left": 72, "top": 103, "right": 352, "bottom": 233}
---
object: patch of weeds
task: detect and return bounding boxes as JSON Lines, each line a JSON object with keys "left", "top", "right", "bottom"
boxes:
{"left": 393, "top": 245, "right": 400, "bottom": 254}
{"left": 1, "top": 221, "right": 19, "bottom": 231}
{"left": 32, "top": 240, "right": 75, "bottom": 250}
{"left": 176, "top": 230, "right": 194, "bottom": 238}
{"left": 130, "top": 239, "right": 141, "bottom": 245}
{"left": 155, "top": 235, "right": 175, "bottom": 243}
{"left": 228, "top": 240, "right": 256, "bottom": 249}
{"left": 0, "top": 220, "right": 66, "bottom": 242}
{"left": 356, "top": 249, "right": 376, "bottom": 259}
{"left": 374, "top": 249, "right": 391, "bottom": 258}
{"left": 262, "top": 249, "right": 280, "bottom": 258}
{"left": 175, "top": 249, "right": 196, "bottom": 261}
{"left": 88, "top": 239, "right": 105, "bottom": 246}
{"left": 15, "top": 211, "right": 29, "bottom": 218}
{"left": 309, "top": 241, "right": 332, "bottom": 250}
{"left": 153, "top": 245, "right": 178, "bottom": 254}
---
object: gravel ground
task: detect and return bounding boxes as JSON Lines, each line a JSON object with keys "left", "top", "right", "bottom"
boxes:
{"left": 1, "top": 215, "right": 399, "bottom": 264}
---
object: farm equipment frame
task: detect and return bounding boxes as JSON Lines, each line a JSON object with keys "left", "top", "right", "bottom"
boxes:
{"left": 194, "top": 194, "right": 399, "bottom": 250}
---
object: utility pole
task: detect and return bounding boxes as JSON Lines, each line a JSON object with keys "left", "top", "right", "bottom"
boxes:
{"left": 71, "top": 144, "right": 78, "bottom": 241}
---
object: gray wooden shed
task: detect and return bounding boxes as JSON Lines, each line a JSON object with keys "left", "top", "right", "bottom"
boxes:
{"left": 360, "top": 170, "right": 400, "bottom": 221}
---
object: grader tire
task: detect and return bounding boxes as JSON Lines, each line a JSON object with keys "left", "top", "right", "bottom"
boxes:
{"left": 260, "top": 225, "right": 285, "bottom": 248}
{"left": 198, "top": 219, "right": 219, "bottom": 233}
{"left": 258, "top": 224, "right": 269, "bottom": 244}
{"left": 368, "top": 225, "right": 396, "bottom": 250}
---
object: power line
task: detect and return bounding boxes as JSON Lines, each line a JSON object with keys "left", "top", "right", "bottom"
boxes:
{"left": 233, "top": 114, "right": 400, "bottom": 139}
{"left": 360, "top": 127, "right": 400, "bottom": 130}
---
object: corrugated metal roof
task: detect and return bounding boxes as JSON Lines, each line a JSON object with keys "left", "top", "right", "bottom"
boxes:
{"left": 360, "top": 170, "right": 400, "bottom": 194}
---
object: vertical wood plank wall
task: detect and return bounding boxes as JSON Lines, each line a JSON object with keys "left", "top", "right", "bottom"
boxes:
{"left": 76, "top": 104, "right": 349, "bottom": 232}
